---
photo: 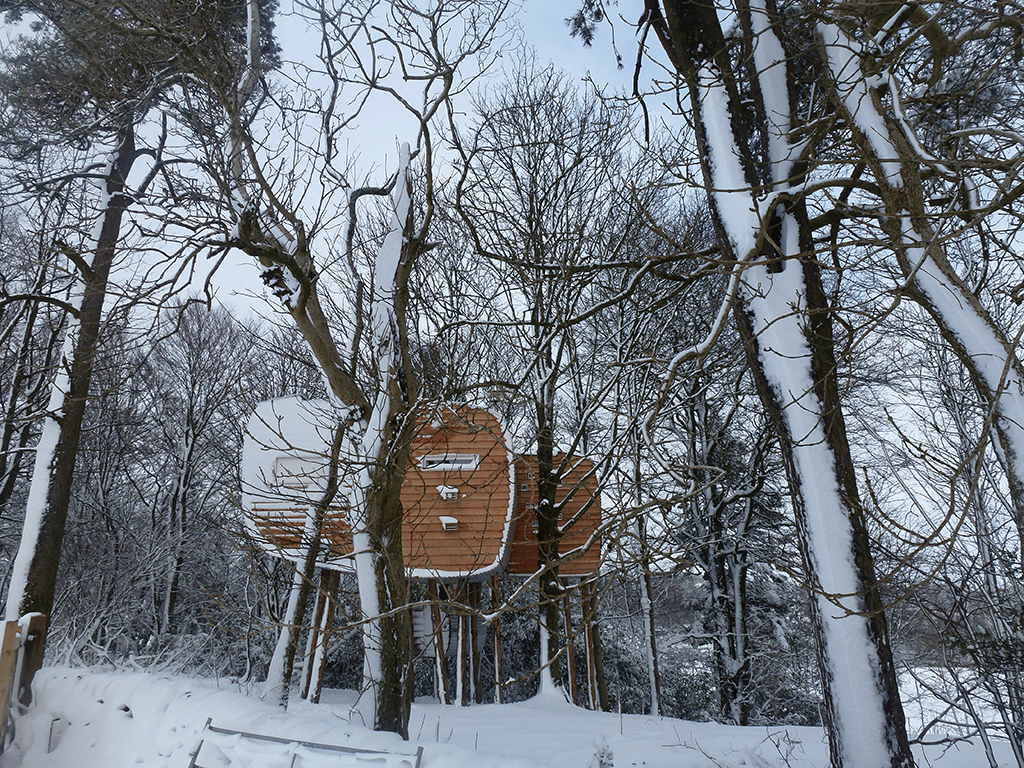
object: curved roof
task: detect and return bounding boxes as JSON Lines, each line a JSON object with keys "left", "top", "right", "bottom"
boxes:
{"left": 241, "top": 397, "right": 353, "bottom": 569}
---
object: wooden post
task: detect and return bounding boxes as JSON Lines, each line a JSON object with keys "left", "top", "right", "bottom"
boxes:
{"left": 587, "top": 580, "right": 610, "bottom": 711}
{"left": 469, "top": 583, "right": 482, "bottom": 704}
{"left": 491, "top": 576, "right": 504, "bottom": 704}
{"left": 303, "top": 568, "right": 340, "bottom": 703}
{"left": 562, "top": 586, "right": 577, "bottom": 705}
{"left": 582, "top": 580, "right": 608, "bottom": 710}
{"left": 0, "top": 622, "right": 21, "bottom": 750}
{"left": 428, "top": 582, "right": 451, "bottom": 704}
{"left": 451, "top": 581, "right": 472, "bottom": 706}
{"left": 459, "top": 583, "right": 469, "bottom": 706}
{"left": 17, "top": 614, "right": 46, "bottom": 707}
{"left": 582, "top": 585, "right": 597, "bottom": 710}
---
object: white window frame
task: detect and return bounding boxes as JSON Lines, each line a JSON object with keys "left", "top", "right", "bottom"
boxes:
{"left": 418, "top": 453, "right": 479, "bottom": 472}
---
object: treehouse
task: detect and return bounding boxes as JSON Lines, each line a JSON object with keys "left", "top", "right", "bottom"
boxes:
{"left": 241, "top": 399, "right": 516, "bottom": 576}
{"left": 241, "top": 397, "right": 354, "bottom": 568}
{"left": 241, "top": 397, "right": 605, "bottom": 707}
{"left": 401, "top": 406, "right": 515, "bottom": 581}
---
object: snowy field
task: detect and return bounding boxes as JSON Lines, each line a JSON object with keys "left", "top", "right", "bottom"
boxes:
{"left": 0, "top": 667, "right": 1014, "bottom": 768}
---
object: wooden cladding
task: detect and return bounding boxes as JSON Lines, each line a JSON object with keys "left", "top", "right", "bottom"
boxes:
{"left": 244, "top": 400, "right": 601, "bottom": 578}
{"left": 506, "top": 456, "right": 602, "bottom": 577}
{"left": 250, "top": 503, "right": 352, "bottom": 558}
{"left": 401, "top": 407, "right": 513, "bottom": 578}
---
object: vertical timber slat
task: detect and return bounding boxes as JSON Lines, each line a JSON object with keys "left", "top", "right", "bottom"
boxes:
{"left": 491, "top": 576, "right": 504, "bottom": 704}
{"left": 458, "top": 585, "right": 469, "bottom": 706}
{"left": 0, "top": 622, "right": 21, "bottom": 751}
{"left": 428, "top": 581, "right": 451, "bottom": 705}
{"left": 470, "top": 583, "right": 482, "bottom": 704}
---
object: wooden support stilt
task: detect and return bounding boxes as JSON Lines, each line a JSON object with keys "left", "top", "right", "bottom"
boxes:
{"left": 582, "top": 578, "right": 610, "bottom": 711}
{"left": 428, "top": 581, "right": 451, "bottom": 705}
{"left": 470, "top": 583, "right": 482, "bottom": 704}
{"left": 304, "top": 568, "right": 340, "bottom": 703}
{"left": 582, "top": 580, "right": 599, "bottom": 711}
{"left": 458, "top": 582, "right": 469, "bottom": 706}
{"left": 491, "top": 576, "right": 504, "bottom": 704}
{"left": 562, "top": 584, "right": 577, "bottom": 705}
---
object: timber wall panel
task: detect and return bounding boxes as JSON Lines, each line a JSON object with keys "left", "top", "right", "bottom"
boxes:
{"left": 507, "top": 456, "right": 601, "bottom": 577}
{"left": 401, "top": 407, "right": 513, "bottom": 577}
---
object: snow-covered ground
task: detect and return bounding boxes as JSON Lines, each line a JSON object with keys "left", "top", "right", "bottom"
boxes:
{"left": 0, "top": 667, "right": 1013, "bottom": 768}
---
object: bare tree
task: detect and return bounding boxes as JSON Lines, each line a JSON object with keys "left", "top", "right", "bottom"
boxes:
{"left": 0, "top": 0, "right": 273, "bottom": 651}
{"left": 206, "top": 0, "right": 509, "bottom": 733}
{"left": 569, "top": 1, "right": 917, "bottom": 764}
{"left": 449, "top": 57, "right": 668, "bottom": 693}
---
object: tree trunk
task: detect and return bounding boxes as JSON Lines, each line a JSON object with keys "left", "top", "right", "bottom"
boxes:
{"left": 732, "top": 235, "right": 912, "bottom": 767}
{"left": 0, "top": 268, "right": 57, "bottom": 517}
{"left": 535, "top": 420, "right": 563, "bottom": 690}
{"left": 821, "top": 22, "right": 1024, "bottom": 564}
{"left": 637, "top": 514, "right": 662, "bottom": 716}
{"left": 6, "top": 126, "right": 137, "bottom": 634}
{"left": 651, "top": 2, "right": 914, "bottom": 764}
{"left": 363, "top": 408, "right": 414, "bottom": 734}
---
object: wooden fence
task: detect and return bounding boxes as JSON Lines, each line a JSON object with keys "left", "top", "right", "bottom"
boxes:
{"left": 0, "top": 614, "right": 47, "bottom": 753}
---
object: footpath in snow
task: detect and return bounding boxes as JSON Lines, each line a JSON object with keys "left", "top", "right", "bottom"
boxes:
{"left": 0, "top": 667, "right": 1010, "bottom": 768}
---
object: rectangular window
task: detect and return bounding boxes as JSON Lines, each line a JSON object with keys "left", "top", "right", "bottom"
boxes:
{"left": 419, "top": 454, "right": 479, "bottom": 472}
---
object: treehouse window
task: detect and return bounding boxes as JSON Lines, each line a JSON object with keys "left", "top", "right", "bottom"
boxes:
{"left": 419, "top": 454, "right": 479, "bottom": 472}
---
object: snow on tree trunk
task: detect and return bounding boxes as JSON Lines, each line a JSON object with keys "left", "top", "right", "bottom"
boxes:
{"left": 227, "top": 0, "right": 413, "bottom": 732}
{"left": 5, "top": 131, "right": 136, "bottom": 629}
{"left": 535, "top": 354, "right": 564, "bottom": 690}
{"left": 651, "top": 2, "right": 914, "bottom": 765}
{"left": 5, "top": 287, "right": 82, "bottom": 623}
{"left": 263, "top": 569, "right": 304, "bottom": 704}
{"left": 537, "top": 619, "right": 559, "bottom": 697}
{"left": 821, "top": 22, "right": 1024, "bottom": 563}
{"left": 743, "top": 253, "right": 908, "bottom": 768}
{"left": 344, "top": 143, "right": 414, "bottom": 733}
{"left": 636, "top": 516, "right": 661, "bottom": 717}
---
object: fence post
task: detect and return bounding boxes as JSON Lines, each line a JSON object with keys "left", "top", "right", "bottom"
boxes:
{"left": 0, "top": 622, "right": 21, "bottom": 750}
